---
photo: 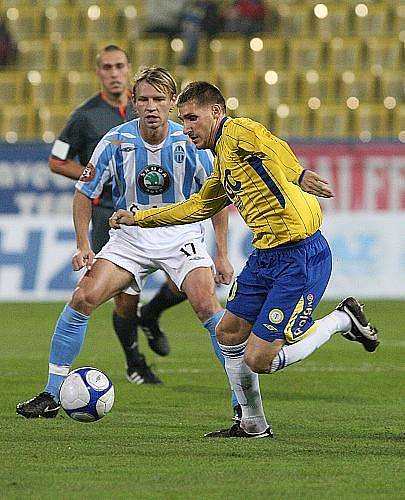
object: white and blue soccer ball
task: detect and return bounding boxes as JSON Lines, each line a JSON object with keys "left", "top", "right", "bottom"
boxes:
{"left": 60, "top": 367, "right": 114, "bottom": 423}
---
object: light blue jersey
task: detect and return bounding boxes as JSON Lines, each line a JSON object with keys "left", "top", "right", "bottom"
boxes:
{"left": 75, "top": 119, "right": 214, "bottom": 211}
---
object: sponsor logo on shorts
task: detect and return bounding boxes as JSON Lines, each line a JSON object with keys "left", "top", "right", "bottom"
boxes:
{"left": 79, "top": 163, "right": 95, "bottom": 182}
{"left": 174, "top": 145, "right": 185, "bottom": 163}
{"left": 138, "top": 165, "right": 170, "bottom": 195}
{"left": 227, "top": 279, "right": 238, "bottom": 302}
{"left": 269, "top": 308, "right": 284, "bottom": 324}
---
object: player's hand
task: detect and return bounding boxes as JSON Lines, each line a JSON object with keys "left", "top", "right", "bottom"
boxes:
{"left": 109, "top": 210, "right": 136, "bottom": 229}
{"left": 300, "top": 170, "right": 335, "bottom": 198}
{"left": 72, "top": 247, "right": 95, "bottom": 271}
{"left": 214, "top": 255, "right": 234, "bottom": 285}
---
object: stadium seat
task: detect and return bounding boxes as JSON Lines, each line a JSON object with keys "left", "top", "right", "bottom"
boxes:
{"left": 26, "top": 70, "right": 64, "bottom": 106}
{"left": 276, "top": 4, "right": 312, "bottom": 37}
{"left": 380, "top": 71, "right": 405, "bottom": 104}
{"left": 209, "top": 36, "right": 248, "bottom": 72}
{"left": 0, "top": 104, "right": 36, "bottom": 141}
{"left": 43, "top": 5, "right": 82, "bottom": 39}
{"left": 36, "top": 104, "right": 76, "bottom": 141}
{"left": 64, "top": 71, "right": 99, "bottom": 107}
{"left": 352, "top": 4, "right": 391, "bottom": 36}
{"left": 128, "top": 37, "right": 170, "bottom": 70}
{"left": 4, "top": 6, "right": 43, "bottom": 41}
{"left": 249, "top": 37, "right": 286, "bottom": 73}
{"left": 116, "top": 1, "right": 146, "bottom": 40}
{"left": 261, "top": 70, "right": 296, "bottom": 109}
{"left": 174, "top": 68, "right": 220, "bottom": 92}
{"left": 55, "top": 40, "right": 92, "bottom": 72}
{"left": 81, "top": 5, "right": 119, "bottom": 40}
{"left": 352, "top": 104, "right": 390, "bottom": 138}
{"left": 312, "top": 104, "right": 350, "bottom": 138}
{"left": 365, "top": 38, "right": 403, "bottom": 71}
{"left": 232, "top": 104, "right": 271, "bottom": 129}
{"left": 298, "top": 71, "right": 337, "bottom": 104}
{"left": 326, "top": 37, "right": 365, "bottom": 71}
{"left": 337, "top": 73, "right": 378, "bottom": 103}
{"left": 393, "top": 105, "right": 405, "bottom": 137}
{"left": 218, "top": 71, "right": 261, "bottom": 106}
{"left": 392, "top": 3, "right": 405, "bottom": 33}
{"left": 16, "top": 39, "right": 54, "bottom": 71}
{"left": 315, "top": 5, "right": 350, "bottom": 39}
{"left": 0, "top": 71, "right": 26, "bottom": 105}
{"left": 271, "top": 104, "right": 312, "bottom": 139}
{"left": 287, "top": 38, "right": 324, "bottom": 71}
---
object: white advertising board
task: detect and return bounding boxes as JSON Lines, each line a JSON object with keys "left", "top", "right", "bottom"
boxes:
{"left": 0, "top": 213, "right": 404, "bottom": 301}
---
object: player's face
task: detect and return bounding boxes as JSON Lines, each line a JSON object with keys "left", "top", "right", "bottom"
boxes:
{"left": 179, "top": 101, "right": 221, "bottom": 149}
{"left": 96, "top": 50, "right": 131, "bottom": 98}
{"left": 134, "top": 81, "right": 175, "bottom": 130}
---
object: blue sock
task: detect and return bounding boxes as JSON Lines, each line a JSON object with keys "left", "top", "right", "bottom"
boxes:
{"left": 204, "top": 310, "right": 239, "bottom": 409}
{"left": 45, "top": 304, "right": 89, "bottom": 401}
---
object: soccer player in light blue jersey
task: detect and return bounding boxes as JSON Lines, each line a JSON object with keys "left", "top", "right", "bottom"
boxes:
{"left": 16, "top": 68, "right": 237, "bottom": 419}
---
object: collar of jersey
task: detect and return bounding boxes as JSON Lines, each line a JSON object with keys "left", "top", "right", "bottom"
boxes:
{"left": 212, "top": 116, "right": 229, "bottom": 153}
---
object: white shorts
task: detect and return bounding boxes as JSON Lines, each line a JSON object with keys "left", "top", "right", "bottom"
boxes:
{"left": 96, "top": 224, "right": 214, "bottom": 295}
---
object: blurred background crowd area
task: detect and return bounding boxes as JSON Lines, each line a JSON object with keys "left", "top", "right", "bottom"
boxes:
{"left": 0, "top": 0, "right": 404, "bottom": 143}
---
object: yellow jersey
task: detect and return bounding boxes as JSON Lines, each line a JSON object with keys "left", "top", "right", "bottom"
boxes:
{"left": 134, "top": 117, "right": 322, "bottom": 249}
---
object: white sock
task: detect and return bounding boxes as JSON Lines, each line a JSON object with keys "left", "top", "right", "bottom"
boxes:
{"left": 270, "top": 310, "right": 351, "bottom": 373}
{"left": 219, "top": 341, "right": 268, "bottom": 434}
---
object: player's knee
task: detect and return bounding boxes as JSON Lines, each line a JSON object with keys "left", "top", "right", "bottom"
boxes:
{"left": 244, "top": 351, "right": 272, "bottom": 374}
{"left": 114, "top": 294, "right": 138, "bottom": 320}
{"left": 70, "top": 287, "right": 99, "bottom": 315}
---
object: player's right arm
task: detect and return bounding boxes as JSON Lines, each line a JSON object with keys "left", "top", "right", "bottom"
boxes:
{"left": 48, "top": 110, "right": 86, "bottom": 180}
{"left": 72, "top": 190, "right": 94, "bottom": 271}
{"left": 110, "top": 173, "right": 230, "bottom": 229}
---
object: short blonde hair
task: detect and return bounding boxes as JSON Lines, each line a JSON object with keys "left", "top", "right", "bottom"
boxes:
{"left": 132, "top": 67, "right": 177, "bottom": 98}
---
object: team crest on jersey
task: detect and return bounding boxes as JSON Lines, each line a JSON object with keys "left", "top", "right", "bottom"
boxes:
{"left": 174, "top": 145, "right": 185, "bottom": 163}
{"left": 79, "top": 163, "right": 95, "bottom": 182}
{"left": 138, "top": 164, "right": 170, "bottom": 195}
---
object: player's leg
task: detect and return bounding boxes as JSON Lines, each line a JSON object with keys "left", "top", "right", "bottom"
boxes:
{"left": 246, "top": 232, "right": 378, "bottom": 374}
{"left": 181, "top": 266, "right": 239, "bottom": 414}
{"left": 205, "top": 310, "right": 272, "bottom": 438}
{"left": 138, "top": 275, "right": 183, "bottom": 356}
{"left": 16, "top": 258, "right": 133, "bottom": 418}
{"left": 113, "top": 292, "right": 161, "bottom": 384}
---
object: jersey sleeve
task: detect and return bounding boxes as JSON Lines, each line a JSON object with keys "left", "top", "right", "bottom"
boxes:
{"left": 75, "top": 138, "right": 114, "bottom": 199}
{"left": 193, "top": 148, "right": 214, "bottom": 190}
{"left": 50, "top": 109, "right": 85, "bottom": 162}
{"left": 134, "top": 171, "right": 230, "bottom": 228}
{"left": 234, "top": 120, "right": 305, "bottom": 185}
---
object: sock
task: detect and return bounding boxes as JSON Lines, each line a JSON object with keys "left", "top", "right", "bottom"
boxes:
{"left": 112, "top": 311, "right": 141, "bottom": 367}
{"left": 203, "top": 310, "right": 238, "bottom": 409}
{"left": 219, "top": 341, "right": 268, "bottom": 434}
{"left": 45, "top": 304, "right": 89, "bottom": 401}
{"left": 270, "top": 310, "right": 352, "bottom": 373}
{"left": 142, "top": 283, "right": 186, "bottom": 318}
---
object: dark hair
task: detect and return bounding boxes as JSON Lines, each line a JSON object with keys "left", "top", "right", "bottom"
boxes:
{"left": 177, "top": 81, "right": 226, "bottom": 111}
{"left": 96, "top": 45, "right": 130, "bottom": 67}
{"left": 132, "top": 66, "right": 177, "bottom": 98}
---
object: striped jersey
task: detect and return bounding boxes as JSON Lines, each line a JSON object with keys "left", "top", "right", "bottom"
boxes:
{"left": 75, "top": 118, "right": 214, "bottom": 211}
{"left": 134, "top": 116, "right": 322, "bottom": 249}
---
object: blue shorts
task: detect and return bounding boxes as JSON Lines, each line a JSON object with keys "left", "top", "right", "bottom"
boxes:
{"left": 226, "top": 231, "right": 332, "bottom": 343}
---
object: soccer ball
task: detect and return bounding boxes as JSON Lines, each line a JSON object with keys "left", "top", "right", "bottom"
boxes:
{"left": 60, "top": 367, "right": 114, "bottom": 422}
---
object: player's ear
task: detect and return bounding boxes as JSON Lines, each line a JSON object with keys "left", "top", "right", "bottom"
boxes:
{"left": 170, "top": 94, "right": 177, "bottom": 109}
{"left": 211, "top": 104, "right": 222, "bottom": 118}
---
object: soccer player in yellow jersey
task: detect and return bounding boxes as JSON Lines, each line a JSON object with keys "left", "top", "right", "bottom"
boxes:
{"left": 110, "top": 81, "right": 380, "bottom": 438}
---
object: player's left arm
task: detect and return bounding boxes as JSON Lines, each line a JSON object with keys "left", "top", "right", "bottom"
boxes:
{"left": 211, "top": 208, "right": 234, "bottom": 285}
{"left": 237, "top": 122, "right": 334, "bottom": 198}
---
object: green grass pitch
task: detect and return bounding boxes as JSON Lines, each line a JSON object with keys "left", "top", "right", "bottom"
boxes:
{"left": 1, "top": 300, "right": 404, "bottom": 499}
